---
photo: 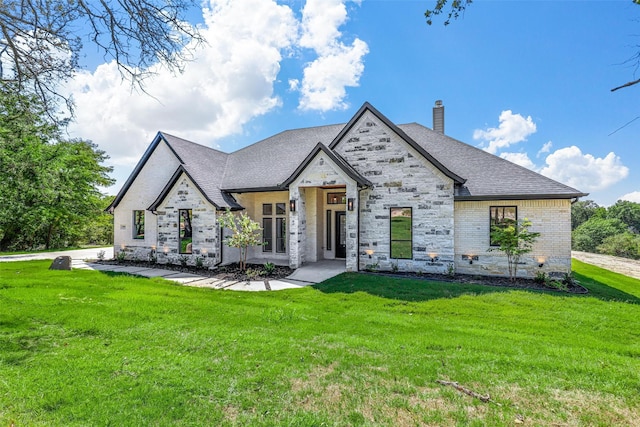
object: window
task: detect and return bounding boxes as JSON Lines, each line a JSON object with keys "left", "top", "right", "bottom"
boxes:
{"left": 133, "top": 210, "right": 145, "bottom": 239}
{"left": 327, "top": 192, "right": 346, "bottom": 204}
{"left": 276, "top": 217, "right": 286, "bottom": 253}
{"left": 263, "top": 218, "right": 273, "bottom": 252}
{"left": 179, "top": 209, "right": 193, "bottom": 254}
{"left": 262, "top": 202, "right": 286, "bottom": 253}
{"left": 489, "top": 206, "right": 517, "bottom": 246}
{"left": 326, "top": 210, "right": 332, "bottom": 251}
{"left": 390, "top": 207, "right": 412, "bottom": 259}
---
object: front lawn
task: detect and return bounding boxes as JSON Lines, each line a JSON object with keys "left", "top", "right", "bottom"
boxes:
{"left": 1, "top": 260, "right": 639, "bottom": 425}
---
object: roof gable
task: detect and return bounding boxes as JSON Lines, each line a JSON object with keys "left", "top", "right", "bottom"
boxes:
{"left": 107, "top": 132, "right": 174, "bottom": 212}
{"left": 280, "top": 143, "right": 372, "bottom": 188}
{"left": 329, "top": 102, "right": 466, "bottom": 185}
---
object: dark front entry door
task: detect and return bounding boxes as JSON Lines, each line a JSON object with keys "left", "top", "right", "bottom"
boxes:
{"left": 335, "top": 211, "right": 346, "bottom": 259}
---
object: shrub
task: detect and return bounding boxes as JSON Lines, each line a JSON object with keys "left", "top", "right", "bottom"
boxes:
{"left": 489, "top": 218, "right": 540, "bottom": 282}
{"left": 597, "top": 232, "right": 640, "bottom": 260}
{"left": 263, "top": 262, "right": 275, "bottom": 275}
{"left": 572, "top": 217, "right": 627, "bottom": 252}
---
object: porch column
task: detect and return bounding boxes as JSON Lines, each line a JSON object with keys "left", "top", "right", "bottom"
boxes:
{"left": 346, "top": 182, "right": 358, "bottom": 272}
{"left": 288, "top": 186, "right": 306, "bottom": 269}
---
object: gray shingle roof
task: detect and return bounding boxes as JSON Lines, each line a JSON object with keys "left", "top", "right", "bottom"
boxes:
{"left": 398, "top": 123, "right": 587, "bottom": 199}
{"left": 221, "top": 124, "right": 345, "bottom": 191}
{"left": 110, "top": 103, "right": 586, "bottom": 212}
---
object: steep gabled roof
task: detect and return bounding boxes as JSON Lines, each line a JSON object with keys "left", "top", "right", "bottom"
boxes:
{"left": 108, "top": 132, "right": 242, "bottom": 212}
{"left": 280, "top": 143, "right": 373, "bottom": 188}
{"left": 221, "top": 124, "right": 345, "bottom": 192}
{"left": 329, "top": 102, "right": 466, "bottom": 185}
{"left": 398, "top": 123, "right": 588, "bottom": 200}
{"left": 111, "top": 102, "right": 587, "bottom": 212}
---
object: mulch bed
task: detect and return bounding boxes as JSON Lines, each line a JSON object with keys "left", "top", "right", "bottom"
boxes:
{"left": 96, "top": 260, "right": 587, "bottom": 293}
{"left": 97, "top": 260, "right": 293, "bottom": 281}
{"left": 366, "top": 270, "right": 588, "bottom": 294}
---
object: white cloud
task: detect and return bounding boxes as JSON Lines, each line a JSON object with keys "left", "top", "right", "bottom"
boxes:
{"left": 620, "top": 191, "right": 640, "bottom": 203}
{"left": 296, "top": 0, "right": 368, "bottom": 111}
{"left": 540, "top": 146, "right": 629, "bottom": 191}
{"left": 499, "top": 152, "right": 536, "bottom": 170}
{"left": 64, "top": 0, "right": 369, "bottom": 191}
{"left": 537, "top": 141, "right": 552, "bottom": 157}
{"left": 473, "top": 110, "right": 537, "bottom": 154}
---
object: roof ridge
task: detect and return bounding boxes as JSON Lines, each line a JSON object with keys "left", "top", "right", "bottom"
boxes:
{"left": 159, "top": 131, "right": 230, "bottom": 156}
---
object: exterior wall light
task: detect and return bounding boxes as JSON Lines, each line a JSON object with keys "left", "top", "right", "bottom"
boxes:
{"left": 364, "top": 249, "right": 375, "bottom": 258}
{"left": 537, "top": 257, "right": 546, "bottom": 268}
{"left": 428, "top": 253, "right": 439, "bottom": 263}
{"left": 462, "top": 254, "right": 478, "bottom": 264}
{"left": 347, "top": 198, "right": 355, "bottom": 211}
{"left": 289, "top": 199, "right": 296, "bottom": 212}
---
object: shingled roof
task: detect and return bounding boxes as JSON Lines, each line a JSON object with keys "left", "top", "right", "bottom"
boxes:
{"left": 109, "top": 103, "right": 586, "bottom": 212}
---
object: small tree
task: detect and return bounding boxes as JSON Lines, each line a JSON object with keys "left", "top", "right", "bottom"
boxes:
{"left": 489, "top": 218, "right": 540, "bottom": 281}
{"left": 217, "top": 209, "right": 264, "bottom": 271}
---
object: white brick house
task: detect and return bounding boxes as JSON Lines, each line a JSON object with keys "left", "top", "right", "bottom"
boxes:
{"left": 108, "top": 102, "right": 587, "bottom": 278}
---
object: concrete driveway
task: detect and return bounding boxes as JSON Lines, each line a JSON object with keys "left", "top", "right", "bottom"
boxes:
{"left": 0, "top": 247, "right": 114, "bottom": 262}
{"left": 572, "top": 251, "right": 640, "bottom": 280}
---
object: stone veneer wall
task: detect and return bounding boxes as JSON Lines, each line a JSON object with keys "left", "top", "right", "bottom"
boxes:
{"left": 113, "top": 140, "right": 181, "bottom": 258}
{"left": 454, "top": 199, "right": 572, "bottom": 277}
{"left": 333, "top": 112, "right": 455, "bottom": 273}
{"left": 289, "top": 152, "right": 359, "bottom": 271}
{"left": 154, "top": 174, "right": 219, "bottom": 267}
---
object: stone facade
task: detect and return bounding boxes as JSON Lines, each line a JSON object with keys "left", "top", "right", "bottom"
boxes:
{"left": 333, "top": 112, "right": 455, "bottom": 273}
{"left": 454, "top": 199, "right": 572, "bottom": 277}
{"left": 113, "top": 140, "right": 180, "bottom": 260}
{"left": 155, "top": 174, "right": 219, "bottom": 267}
{"left": 112, "top": 108, "right": 577, "bottom": 279}
{"left": 288, "top": 151, "right": 359, "bottom": 271}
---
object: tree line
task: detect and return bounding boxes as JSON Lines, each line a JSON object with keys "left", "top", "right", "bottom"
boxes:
{"left": 0, "top": 88, "right": 114, "bottom": 251}
{"left": 572, "top": 200, "right": 640, "bottom": 259}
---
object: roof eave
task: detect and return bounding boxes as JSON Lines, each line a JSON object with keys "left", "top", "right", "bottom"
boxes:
{"left": 454, "top": 192, "right": 589, "bottom": 202}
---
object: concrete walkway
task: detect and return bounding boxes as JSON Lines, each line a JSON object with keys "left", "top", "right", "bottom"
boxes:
{"left": 74, "top": 259, "right": 345, "bottom": 291}
{"left": 0, "top": 247, "right": 346, "bottom": 291}
{"left": 572, "top": 251, "right": 640, "bottom": 280}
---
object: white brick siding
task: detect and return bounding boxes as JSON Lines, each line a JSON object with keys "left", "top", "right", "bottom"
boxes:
{"left": 454, "top": 199, "right": 572, "bottom": 277}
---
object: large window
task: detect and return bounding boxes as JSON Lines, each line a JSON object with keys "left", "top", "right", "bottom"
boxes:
{"left": 179, "top": 209, "right": 193, "bottom": 254}
{"left": 263, "top": 218, "right": 273, "bottom": 252}
{"left": 489, "top": 206, "right": 517, "bottom": 246}
{"left": 390, "top": 207, "right": 412, "bottom": 259}
{"left": 133, "top": 210, "right": 145, "bottom": 239}
{"left": 262, "top": 203, "right": 286, "bottom": 253}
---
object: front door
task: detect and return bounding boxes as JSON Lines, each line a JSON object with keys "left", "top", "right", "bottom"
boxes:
{"left": 335, "top": 211, "right": 346, "bottom": 258}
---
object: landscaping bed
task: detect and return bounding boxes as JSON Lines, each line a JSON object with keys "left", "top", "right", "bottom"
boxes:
{"left": 363, "top": 270, "right": 589, "bottom": 294}
{"left": 97, "top": 259, "right": 294, "bottom": 281}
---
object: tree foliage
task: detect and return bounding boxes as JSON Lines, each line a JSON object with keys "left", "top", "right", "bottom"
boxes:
{"left": 597, "top": 232, "right": 640, "bottom": 260}
{"left": 0, "top": 88, "right": 113, "bottom": 250}
{"left": 571, "top": 199, "right": 605, "bottom": 230}
{"left": 572, "top": 217, "right": 627, "bottom": 253}
{"left": 606, "top": 200, "right": 640, "bottom": 233}
{"left": 0, "top": 0, "right": 203, "bottom": 118}
{"left": 489, "top": 218, "right": 540, "bottom": 281}
{"left": 217, "top": 209, "right": 264, "bottom": 272}
{"left": 424, "top": 0, "right": 640, "bottom": 91}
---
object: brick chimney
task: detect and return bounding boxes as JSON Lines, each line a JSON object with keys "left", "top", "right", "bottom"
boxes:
{"left": 433, "top": 100, "right": 444, "bottom": 134}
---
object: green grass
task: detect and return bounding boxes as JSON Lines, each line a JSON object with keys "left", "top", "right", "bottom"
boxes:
{"left": 1, "top": 260, "right": 639, "bottom": 426}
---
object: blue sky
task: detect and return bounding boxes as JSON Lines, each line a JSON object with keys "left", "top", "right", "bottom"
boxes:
{"left": 66, "top": 0, "right": 640, "bottom": 205}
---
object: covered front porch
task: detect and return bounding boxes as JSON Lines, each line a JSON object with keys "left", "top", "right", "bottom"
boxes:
{"left": 283, "top": 143, "right": 371, "bottom": 272}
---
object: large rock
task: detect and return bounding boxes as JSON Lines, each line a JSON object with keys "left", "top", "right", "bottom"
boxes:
{"left": 49, "top": 256, "right": 72, "bottom": 270}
